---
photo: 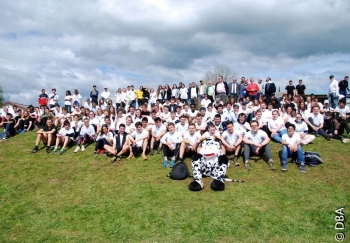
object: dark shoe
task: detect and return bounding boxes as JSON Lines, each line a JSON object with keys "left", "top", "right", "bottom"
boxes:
{"left": 244, "top": 161, "right": 251, "bottom": 171}
{"left": 31, "top": 147, "right": 38, "bottom": 153}
{"left": 116, "top": 156, "right": 121, "bottom": 161}
{"left": 110, "top": 156, "right": 117, "bottom": 163}
{"left": 94, "top": 151, "right": 98, "bottom": 157}
{"left": 157, "top": 147, "right": 161, "bottom": 154}
{"left": 234, "top": 157, "right": 240, "bottom": 166}
{"left": 46, "top": 146, "right": 50, "bottom": 154}
{"left": 150, "top": 149, "right": 154, "bottom": 155}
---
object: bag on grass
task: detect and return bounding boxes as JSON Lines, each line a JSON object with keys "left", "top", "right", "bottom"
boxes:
{"left": 304, "top": 151, "right": 323, "bottom": 166}
{"left": 168, "top": 161, "right": 191, "bottom": 180}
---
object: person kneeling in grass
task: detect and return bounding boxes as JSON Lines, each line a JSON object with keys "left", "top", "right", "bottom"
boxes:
{"left": 109, "top": 124, "right": 130, "bottom": 162}
{"left": 74, "top": 118, "right": 96, "bottom": 153}
{"left": 281, "top": 123, "right": 307, "bottom": 173}
{"left": 31, "top": 119, "right": 57, "bottom": 153}
{"left": 53, "top": 120, "right": 74, "bottom": 155}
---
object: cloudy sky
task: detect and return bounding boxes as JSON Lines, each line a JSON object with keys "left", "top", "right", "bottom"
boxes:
{"left": 1, "top": 0, "right": 350, "bottom": 105}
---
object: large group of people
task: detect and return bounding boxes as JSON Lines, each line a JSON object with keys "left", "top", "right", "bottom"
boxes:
{"left": 1, "top": 75, "right": 349, "bottom": 175}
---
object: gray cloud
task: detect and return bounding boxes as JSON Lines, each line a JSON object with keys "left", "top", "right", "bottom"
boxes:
{"left": 0, "top": 0, "right": 349, "bottom": 105}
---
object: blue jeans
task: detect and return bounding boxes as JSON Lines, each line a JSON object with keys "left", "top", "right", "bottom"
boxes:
{"left": 281, "top": 145, "right": 305, "bottom": 164}
{"left": 272, "top": 129, "right": 287, "bottom": 143}
{"left": 328, "top": 92, "right": 338, "bottom": 109}
{"left": 339, "top": 91, "right": 347, "bottom": 97}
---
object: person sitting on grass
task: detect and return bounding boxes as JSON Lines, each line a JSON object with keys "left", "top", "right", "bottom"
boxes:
{"left": 281, "top": 123, "right": 307, "bottom": 173}
{"left": 38, "top": 107, "right": 55, "bottom": 129}
{"left": 53, "top": 120, "right": 74, "bottom": 155}
{"left": 178, "top": 123, "right": 201, "bottom": 163}
{"left": 109, "top": 124, "right": 130, "bottom": 163}
{"left": 221, "top": 121, "right": 243, "bottom": 166}
{"left": 305, "top": 105, "right": 329, "bottom": 140}
{"left": 31, "top": 119, "right": 57, "bottom": 153}
{"left": 242, "top": 120, "right": 274, "bottom": 171}
{"left": 74, "top": 118, "right": 96, "bottom": 153}
{"left": 291, "top": 113, "right": 315, "bottom": 145}
{"left": 127, "top": 121, "right": 149, "bottom": 160}
{"left": 54, "top": 107, "right": 71, "bottom": 127}
{"left": 323, "top": 111, "right": 350, "bottom": 143}
{"left": 268, "top": 110, "right": 287, "bottom": 143}
{"left": 93, "top": 124, "right": 114, "bottom": 157}
{"left": 14, "top": 110, "right": 34, "bottom": 134}
{"left": 150, "top": 117, "right": 167, "bottom": 155}
{"left": 160, "top": 122, "right": 183, "bottom": 168}
{"left": 0, "top": 113, "right": 16, "bottom": 139}
{"left": 71, "top": 114, "right": 83, "bottom": 140}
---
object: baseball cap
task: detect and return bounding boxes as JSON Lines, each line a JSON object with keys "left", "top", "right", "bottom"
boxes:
{"left": 324, "top": 100, "right": 329, "bottom": 104}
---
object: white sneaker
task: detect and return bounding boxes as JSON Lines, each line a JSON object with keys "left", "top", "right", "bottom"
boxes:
{"left": 81, "top": 145, "right": 85, "bottom": 151}
{"left": 74, "top": 146, "right": 80, "bottom": 153}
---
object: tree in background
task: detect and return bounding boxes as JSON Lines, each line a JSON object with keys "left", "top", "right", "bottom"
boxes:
{"left": 0, "top": 85, "right": 4, "bottom": 107}
{"left": 203, "top": 64, "right": 238, "bottom": 83}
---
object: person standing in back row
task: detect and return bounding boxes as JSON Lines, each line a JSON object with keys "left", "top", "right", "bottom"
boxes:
{"left": 296, "top": 79, "right": 306, "bottom": 100}
{"left": 215, "top": 76, "right": 229, "bottom": 102}
{"left": 228, "top": 77, "right": 241, "bottom": 104}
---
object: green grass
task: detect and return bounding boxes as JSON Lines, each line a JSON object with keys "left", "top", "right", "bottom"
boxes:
{"left": 0, "top": 132, "right": 349, "bottom": 243}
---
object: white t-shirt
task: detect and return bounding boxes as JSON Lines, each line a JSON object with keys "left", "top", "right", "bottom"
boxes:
{"left": 49, "top": 93, "right": 59, "bottom": 105}
{"left": 97, "top": 132, "right": 113, "bottom": 141}
{"left": 72, "top": 94, "right": 82, "bottom": 104}
{"left": 307, "top": 113, "right": 324, "bottom": 126}
{"left": 152, "top": 124, "right": 167, "bottom": 136}
{"left": 130, "top": 129, "right": 149, "bottom": 146}
{"left": 160, "top": 131, "right": 183, "bottom": 148}
{"left": 336, "top": 106, "right": 350, "bottom": 117}
{"left": 101, "top": 91, "right": 110, "bottom": 100}
{"left": 234, "top": 122, "right": 251, "bottom": 136}
{"left": 64, "top": 95, "right": 73, "bottom": 105}
{"left": 58, "top": 127, "right": 75, "bottom": 137}
{"left": 245, "top": 130, "right": 267, "bottom": 144}
{"left": 282, "top": 133, "right": 301, "bottom": 146}
{"left": 261, "top": 109, "right": 272, "bottom": 120}
{"left": 179, "top": 88, "right": 188, "bottom": 99}
{"left": 290, "top": 121, "right": 308, "bottom": 135}
{"left": 175, "top": 122, "right": 189, "bottom": 136}
{"left": 268, "top": 117, "right": 286, "bottom": 131}
{"left": 222, "top": 130, "right": 240, "bottom": 146}
{"left": 80, "top": 124, "right": 96, "bottom": 136}
{"left": 202, "top": 131, "right": 220, "bottom": 139}
{"left": 201, "top": 99, "right": 211, "bottom": 108}
{"left": 183, "top": 131, "right": 201, "bottom": 148}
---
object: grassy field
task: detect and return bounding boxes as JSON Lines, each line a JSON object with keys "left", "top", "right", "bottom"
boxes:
{"left": 0, "top": 131, "right": 349, "bottom": 243}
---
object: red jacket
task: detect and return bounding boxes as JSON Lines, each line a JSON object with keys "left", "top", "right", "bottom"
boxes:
{"left": 246, "top": 83, "right": 259, "bottom": 96}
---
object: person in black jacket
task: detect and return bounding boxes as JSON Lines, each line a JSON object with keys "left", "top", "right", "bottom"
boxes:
{"left": 142, "top": 86, "right": 150, "bottom": 105}
{"left": 214, "top": 76, "right": 229, "bottom": 102}
{"left": 265, "top": 77, "right": 276, "bottom": 103}
{"left": 338, "top": 76, "right": 349, "bottom": 97}
{"left": 90, "top": 85, "right": 99, "bottom": 104}
{"left": 109, "top": 124, "right": 130, "bottom": 162}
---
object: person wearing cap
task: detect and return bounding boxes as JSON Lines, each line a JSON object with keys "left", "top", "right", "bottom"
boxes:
{"left": 48, "top": 88, "right": 59, "bottom": 109}
{"left": 281, "top": 123, "right": 307, "bottom": 173}
{"left": 338, "top": 76, "right": 349, "bottom": 97}
{"left": 321, "top": 99, "right": 333, "bottom": 114}
{"left": 214, "top": 76, "right": 229, "bottom": 103}
{"left": 101, "top": 87, "right": 110, "bottom": 103}
{"left": 328, "top": 75, "right": 339, "bottom": 109}
{"left": 90, "top": 85, "right": 99, "bottom": 104}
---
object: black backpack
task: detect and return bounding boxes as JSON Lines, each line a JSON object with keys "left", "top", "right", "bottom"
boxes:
{"left": 304, "top": 151, "right": 323, "bottom": 166}
{"left": 168, "top": 162, "right": 191, "bottom": 180}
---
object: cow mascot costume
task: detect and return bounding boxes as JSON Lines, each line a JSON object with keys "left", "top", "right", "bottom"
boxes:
{"left": 188, "top": 128, "right": 229, "bottom": 191}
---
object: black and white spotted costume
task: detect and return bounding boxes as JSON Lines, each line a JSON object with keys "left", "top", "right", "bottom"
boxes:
{"left": 188, "top": 137, "right": 229, "bottom": 191}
